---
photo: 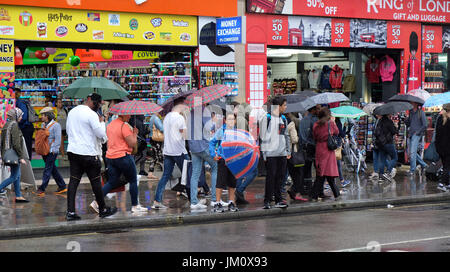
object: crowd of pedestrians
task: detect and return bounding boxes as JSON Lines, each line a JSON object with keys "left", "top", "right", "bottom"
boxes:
{"left": 1, "top": 88, "right": 450, "bottom": 220}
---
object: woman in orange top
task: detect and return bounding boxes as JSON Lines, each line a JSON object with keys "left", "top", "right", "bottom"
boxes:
{"left": 91, "top": 114, "right": 149, "bottom": 214}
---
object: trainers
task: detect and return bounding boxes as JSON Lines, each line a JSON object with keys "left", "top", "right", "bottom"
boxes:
{"left": 213, "top": 203, "right": 224, "bottom": 213}
{"left": 151, "top": 202, "right": 168, "bottom": 210}
{"left": 66, "top": 212, "right": 81, "bottom": 221}
{"left": 90, "top": 201, "right": 99, "bottom": 214}
{"left": 390, "top": 168, "right": 397, "bottom": 178}
{"left": 0, "top": 189, "right": 6, "bottom": 196}
{"left": 369, "top": 172, "right": 379, "bottom": 179}
{"left": 190, "top": 202, "right": 207, "bottom": 210}
{"left": 198, "top": 198, "right": 207, "bottom": 205}
{"left": 210, "top": 201, "right": 218, "bottom": 207}
{"left": 228, "top": 202, "right": 239, "bottom": 212}
{"left": 274, "top": 201, "right": 288, "bottom": 209}
{"left": 382, "top": 173, "right": 393, "bottom": 181}
{"left": 220, "top": 200, "right": 229, "bottom": 207}
{"left": 55, "top": 188, "right": 67, "bottom": 194}
{"left": 99, "top": 207, "right": 118, "bottom": 218}
{"left": 235, "top": 191, "right": 249, "bottom": 205}
{"left": 341, "top": 180, "right": 351, "bottom": 187}
{"left": 131, "top": 204, "right": 149, "bottom": 213}
{"left": 34, "top": 189, "right": 45, "bottom": 197}
{"left": 263, "top": 202, "right": 271, "bottom": 209}
{"left": 437, "top": 183, "right": 448, "bottom": 192}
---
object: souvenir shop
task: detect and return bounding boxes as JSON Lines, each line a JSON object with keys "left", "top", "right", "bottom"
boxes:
{"left": 0, "top": 1, "right": 236, "bottom": 167}
{"left": 245, "top": 0, "right": 450, "bottom": 162}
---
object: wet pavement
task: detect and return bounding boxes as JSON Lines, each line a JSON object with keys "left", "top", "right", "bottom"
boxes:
{"left": 0, "top": 164, "right": 448, "bottom": 237}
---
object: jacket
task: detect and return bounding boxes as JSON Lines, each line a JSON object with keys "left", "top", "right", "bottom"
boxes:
{"left": 1, "top": 121, "right": 25, "bottom": 160}
{"left": 209, "top": 124, "right": 227, "bottom": 159}
{"left": 405, "top": 108, "right": 427, "bottom": 137}
{"left": 319, "top": 65, "right": 332, "bottom": 90}
{"left": 377, "top": 116, "right": 397, "bottom": 145}
{"left": 329, "top": 65, "right": 344, "bottom": 89}
{"left": 435, "top": 115, "right": 450, "bottom": 157}
{"left": 379, "top": 55, "right": 396, "bottom": 82}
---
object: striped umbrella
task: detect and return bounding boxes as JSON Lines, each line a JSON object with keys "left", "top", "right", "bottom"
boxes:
{"left": 109, "top": 100, "right": 162, "bottom": 115}
{"left": 185, "top": 84, "right": 232, "bottom": 108}
{"left": 408, "top": 88, "right": 431, "bottom": 102}
{"left": 222, "top": 129, "right": 259, "bottom": 180}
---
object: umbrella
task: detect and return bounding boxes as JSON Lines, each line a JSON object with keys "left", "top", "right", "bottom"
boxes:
{"left": 160, "top": 89, "right": 196, "bottom": 116}
{"left": 330, "top": 106, "right": 367, "bottom": 119}
{"left": 362, "top": 103, "right": 383, "bottom": 115}
{"left": 408, "top": 88, "right": 431, "bottom": 102}
{"left": 282, "top": 90, "right": 318, "bottom": 104}
{"left": 222, "top": 129, "right": 259, "bottom": 180}
{"left": 388, "top": 94, "right": 425, "bottom": 104}
{"left": 423, "top": 92, "right": 450, "bottom": 107}
{"left": 185, "top": 84, "right": 232, "bottom": 108}
{"left": 373, "top": 101, "right": 413, "bottom": 115}
{"left": 108, "top": 100, "right": 162, "bottom": 116}
{"left": 62, "top": 77, "right": 129, "bottom": 100}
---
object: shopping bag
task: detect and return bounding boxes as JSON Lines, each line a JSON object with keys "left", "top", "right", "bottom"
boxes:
{"left": 181, "top": 159, "right": 191, "bottom": 186}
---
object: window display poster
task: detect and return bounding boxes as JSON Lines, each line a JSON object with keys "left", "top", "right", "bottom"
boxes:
{"left": 288, "top": 16, "right": 331, "bottom": 47}
{"left": 423, "top": 25, "right": 442, "bottom": 53}
{"left": 331, "top": 18, "right": 350, "bottom": 47}
{"left": 350, "top": 19, "right": 387, "bottom": 48}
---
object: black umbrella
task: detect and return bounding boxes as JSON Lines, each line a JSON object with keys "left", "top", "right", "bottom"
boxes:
{"left": 160, "top": 89, "right": 196, "bottom": 116}
{"left": 282, "top": 90, "right": 318, "bottom": 104}
{"left": 388, "top": 94, "right": 425, "bottom": 105}
{"left": 373, "top": 102, "right": 413, "bottom": 116}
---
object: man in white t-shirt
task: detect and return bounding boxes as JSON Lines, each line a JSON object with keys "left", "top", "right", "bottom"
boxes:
{"left": 65, "top": 93, "right": 117, "bottom": 220}
{"left": 152, "top": 97, "right": 189, "bottom": 209}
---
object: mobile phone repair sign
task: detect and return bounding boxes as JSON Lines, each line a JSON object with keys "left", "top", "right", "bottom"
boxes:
{"left": 216, "top": 16, "right": 246, "bottom": 45}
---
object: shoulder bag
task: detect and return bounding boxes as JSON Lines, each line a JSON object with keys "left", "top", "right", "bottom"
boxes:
{"left": 3, "top": 122, "right": 19, "bottom": 166}
{"left": 327, "top": 121, "right": 341, "bottom": 151}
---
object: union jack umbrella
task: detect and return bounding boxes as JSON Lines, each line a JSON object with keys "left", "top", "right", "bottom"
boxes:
{"left": 222, "top": 129, "right": 259, "bottom": 180}
{"left": 108, "top": 100, "right": 162, "bottom": 115}
{"left": 185, "top": 84, "right": 232, "bottom": 108}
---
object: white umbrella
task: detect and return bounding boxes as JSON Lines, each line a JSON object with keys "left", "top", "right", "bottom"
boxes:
{"left": 300, "top": 92, "right": 350, "bottom": 111}
{"left": 408, "top": 88, "right": 431, "bottom": 102}
{"left": 363, "top": 103, "right": 383, "bottom": 115}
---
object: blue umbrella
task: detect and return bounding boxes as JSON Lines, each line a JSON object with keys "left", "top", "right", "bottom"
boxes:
{"left": 423, "top": 92, "right": 450, "bottom": 107}
{"left": 221, "top": 129, "right": 259, "bottom": 180}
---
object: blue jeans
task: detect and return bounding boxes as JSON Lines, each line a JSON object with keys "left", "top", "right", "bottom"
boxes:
{"left": 0, "top": 164, "right": 22, "bottom": 197}
{"left": 378, "top": 144, "right": 397, "bottom": 175}
{"left": 39, "top": 152, "right": 66, "bottom": 192}
{"left": 155, "top": 154, "right": 189, "bottom": 203}
{"left": 237, "top": 167, "right": 258, "bottom": 194}
{"left": 337, "top": 160, "right": 343, "bottom": 181}
{"left": 372, "top": 148, "right": 380, "bottom": 173}
{"left": 103, "top": 155, "right": 138, "bottom": 206}
{"left": 190, "top": 150, "right": 217, "bottom": 204}
{"left": 409, "top": 135, "right": 427, "bottom": 173}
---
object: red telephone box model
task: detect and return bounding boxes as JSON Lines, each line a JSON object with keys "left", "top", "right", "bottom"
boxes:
{"left": 247, "top": 0, "right": 276, "bottom": 13}
{"left": 289, "top": 28, "right": 303, "bottom": 46}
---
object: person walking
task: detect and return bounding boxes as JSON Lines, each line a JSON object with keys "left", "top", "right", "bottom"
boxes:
{"left": 435, "top": 103, "right": 450, "bottom": 192}
{"left": 128, "top": 115, "right": 149, "bottom": 176}
{"left": 14, "top": 88, "right": 35, "bottom": 160}
{"left": 260, "top": 96, "right": 291, "bottom": 209}
{"left": 56, "top": 98, "right": 68, "bottom": 159}
{"left": 90, "top": 113, "right": 148, "bottom": 214}
{"left": 405, "top": 102, "right": 428, "bottom": 176}
{"left": 368, "top": 115, "right": 382, "bottom": 180}
{"left": 147, "top": 113, "right": 164, "bottom": 180}
{"left": 310, "top": 108, "right": 340, "bottom": 201}
{"left": 65, "top": 93, "right": 117, "bottom": 221}
{"left": 152, "top": 97, "right": 189, "bottom": 210}
{"left": 335, "top": 117, "right": 351, "bottom": 187}
{"left": 34, "top": 107, "right": 67, "bottom": 196}
{"left": 374, "top": 114, "right": 398, "bottom": 181}
{"left": 0, "top": 108, "right": 29, "bottom": 203}
{"left": 209, "top": 112, "right": 239, "bottom": 213}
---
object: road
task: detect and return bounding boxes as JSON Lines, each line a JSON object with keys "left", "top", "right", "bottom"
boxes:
{"left": 1, "top": 202, "right": 450, "bottom": 252}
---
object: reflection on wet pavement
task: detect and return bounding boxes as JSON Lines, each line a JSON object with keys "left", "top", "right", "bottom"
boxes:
{"left": 0, "top": 166, "right": 446, "bottom": 230}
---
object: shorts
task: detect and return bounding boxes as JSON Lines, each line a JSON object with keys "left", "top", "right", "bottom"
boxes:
{"left": 217, "top": 158, "right": 236, "bottom": 189}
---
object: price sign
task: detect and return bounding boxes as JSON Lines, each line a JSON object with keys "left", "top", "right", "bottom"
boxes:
{"left": 267, "top": 16, "right": 288, "bottom": 46}
{"left": 331, "top": 18, "right": 349, "bottom": 47}
{"left": 422, "top": 25, "right": 442, "bottom": 53}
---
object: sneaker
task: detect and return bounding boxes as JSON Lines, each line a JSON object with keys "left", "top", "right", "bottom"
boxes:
{"left": 390, "top": 168, "right": 397, "bottom": 178}
{"left": 324, "top": 184, "right": 331, "bottom": 190}
{"left": 0, "top": 189, "right": 6, "bottom": 196}
{"left": 132, "top": 204, "right": 149, "bottom": 213}
{"left": 382, "top": 173, "right": 393, "bottom": 181}
{"left": 220, "top": 200, "right": 229, "bottom": 207}
{"left": 190, "top": 202, "right": 207, "bottom": 210}
{"left": 228, "top": 202, "right": 239, "bottom": 212}
{"left": 90, "top": 200, "right": 99, "bottom": 214}
{"left": 34, "top": 189, "right": 45, "bottom": 197}
{"left": 99, "top": 207, "right": 118, "bottom": 218}
{"left": 210, "top": 201, "right": 218, "bottom": 207}
{"left": 263, "top": 202, "right": 271, "bottom": 209}
{"left": 437, "top": 183, "right": 448, "bottom": 192}
{"left": 274, "top": 201, "right": 288, "bottom": 208}
{"left": 235, "top": 191, "right": 249, "bottom": 205}
{"left": 151, "top": 202, "right": 168, "bottom": 209}
{"left": 213, "top": 203, "right": 224, "bottom": 213}
{"left": 369, "top": 172, "right": 379, "bottom": 179}
{"left": 139, "top": 170, "right": 149, "bottom": 176}
{"left": 198, "top": 198, "right": 207, "bottom": 205}
{"left": 55, "top": 188, "right": 67, "bottom": 194}
{"left": 341, "top": 180, "right": 351, "bottom": 187}
{"left": 66, "top": 212, "right": 81, "bottom": 221}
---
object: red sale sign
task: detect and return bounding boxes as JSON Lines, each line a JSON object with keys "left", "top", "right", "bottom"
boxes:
{"left": 267, "top": 16, "right": 289, "bottom": 45}
{"left": 422, "top": 25, "right": 442, "bottom": 52}
{"left": 331, "top": 18, "right": 350, "bottom": 47}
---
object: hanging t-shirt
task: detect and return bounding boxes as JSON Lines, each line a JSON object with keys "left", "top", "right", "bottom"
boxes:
{"left": 379, "top": 55, "right": 396, "bottom": 82}
{"left": 308, "top": 70, "right": 320, "bottom": 89}
{"left": 365, "top": 58, "right": 381, "bottom": 83}
{"left": 163, "top": 111, "right": 188, "bottom": 156}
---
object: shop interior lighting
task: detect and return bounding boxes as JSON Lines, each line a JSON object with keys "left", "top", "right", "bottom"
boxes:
{"left": 267, "top": 48, "right": 324, "bottom": 58}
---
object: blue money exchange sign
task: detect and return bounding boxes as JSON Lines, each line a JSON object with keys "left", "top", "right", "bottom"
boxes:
{"left": 216, "top": 17, "right": 244, "bottom": 45}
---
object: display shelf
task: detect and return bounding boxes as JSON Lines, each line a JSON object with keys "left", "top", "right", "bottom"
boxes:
{"left": 15, "top": 78, "right": 57, "bottom": 81}
{"left": 20, "top": 89, "right": 58, "bottom": 91}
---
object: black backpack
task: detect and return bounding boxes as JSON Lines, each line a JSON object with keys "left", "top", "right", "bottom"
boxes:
{"left": 374, "top": 121, "right": 388, "bottom": 149}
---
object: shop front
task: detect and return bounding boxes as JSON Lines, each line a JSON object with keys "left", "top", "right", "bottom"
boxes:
{"left": 0, "top": 1, "right": 237, "bottom": 167}
{"left": 245, "top": 0, "right": 450, "bottom": 162}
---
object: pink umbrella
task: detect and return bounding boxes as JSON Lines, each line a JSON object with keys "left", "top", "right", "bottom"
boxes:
{"left": 185, "top": 84, "right": 232, "bottom": 108}
{"left": 109, "top": 100, "right": 162, "bottom": 115}
{"left": 407, "top": 88, "right": 431, "bottom": 102}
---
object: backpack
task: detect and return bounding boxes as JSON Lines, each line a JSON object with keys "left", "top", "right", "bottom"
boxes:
{"left": 35, "top": 123, "right": 56, "bottom": 156}
{"left": 374, "top": 121, "right": 388, "bottom": 149}
{"left": 23, "top": 100, "right": 39, "bottom": 123}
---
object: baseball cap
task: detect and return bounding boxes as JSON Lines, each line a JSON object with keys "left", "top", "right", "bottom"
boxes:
{"left": 87, "top": 93, "right": 102, "bottom": 102}
{"left": 40, "top": 107, "right": 54, "bottom": 114}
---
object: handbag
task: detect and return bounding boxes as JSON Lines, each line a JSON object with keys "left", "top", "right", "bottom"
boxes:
{"left": 335, "top": 147, "right": 342, "bottom": 160}
{"left": 424, "top": 142, "right": 440, "bottom": 163}
{"left": 289, "top": 144, "right": 305, "bottom": 167}
{"left": 2, "top": 122, "right": 19, "bottom": 166}
{"left": 152, "top": 124, "right": 164, "bottom": 142}
{"left": 327, "top": 122, "right": 341, "bottom": 151}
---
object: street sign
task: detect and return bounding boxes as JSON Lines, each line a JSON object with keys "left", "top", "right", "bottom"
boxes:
{"left": 216, "top": 16, "right": 246, "bottom": 45}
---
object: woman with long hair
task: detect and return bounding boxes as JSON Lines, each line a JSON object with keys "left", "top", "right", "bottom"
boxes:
{"left": 436, "top": 103, "right": 450, "bottom": 192}
{"left": 310, "top": 108, "right": 340, "bottom": 201}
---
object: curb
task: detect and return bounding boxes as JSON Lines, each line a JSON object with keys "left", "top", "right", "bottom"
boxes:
{"left": 2, "top": 193, "right": 450, "bottom": 239}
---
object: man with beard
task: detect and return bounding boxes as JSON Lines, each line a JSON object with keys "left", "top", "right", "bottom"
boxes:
{"left": 65, "top": 93, "right": 117, "bottom": 220}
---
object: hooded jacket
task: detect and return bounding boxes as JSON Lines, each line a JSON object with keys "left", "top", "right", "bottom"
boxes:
{"left": 379, "top": 55, "right": 396, "bottom": 82}
{"left": 329, "top": 65, "right": 344, "bottom": 89}
{"left": 319, "top": 65, "right": 332, "bottom": 90}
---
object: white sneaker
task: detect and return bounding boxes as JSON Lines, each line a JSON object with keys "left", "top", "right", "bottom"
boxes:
{"left": 198, "top": 198, "right": 207, "bottom": 205}
{"left": 131, "top": 204, "right": 149, "bottom": 213}
{"left": 390, "top": 168, "right": 397, "bottom": 178}
{"left": 220, "top": 200, "right": 229, "bottom": 207}
{"left": 369, "top": 172, "right": 379, "bottom": 179}
{"left": 210, "top": 201, "right": 218, "bottom": 207}
{"left": 151, "top": 202, "right": 168, "bottom": 209}
{"left": 90, "top": 200, "right": 99, "bottom": 214}
{"left": 190, "top": 202, "right": 207, "bottom": 210}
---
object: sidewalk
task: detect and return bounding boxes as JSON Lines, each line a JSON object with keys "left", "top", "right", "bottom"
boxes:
{"left": 1, "top": 165, "right": 449, "bottom": 239}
